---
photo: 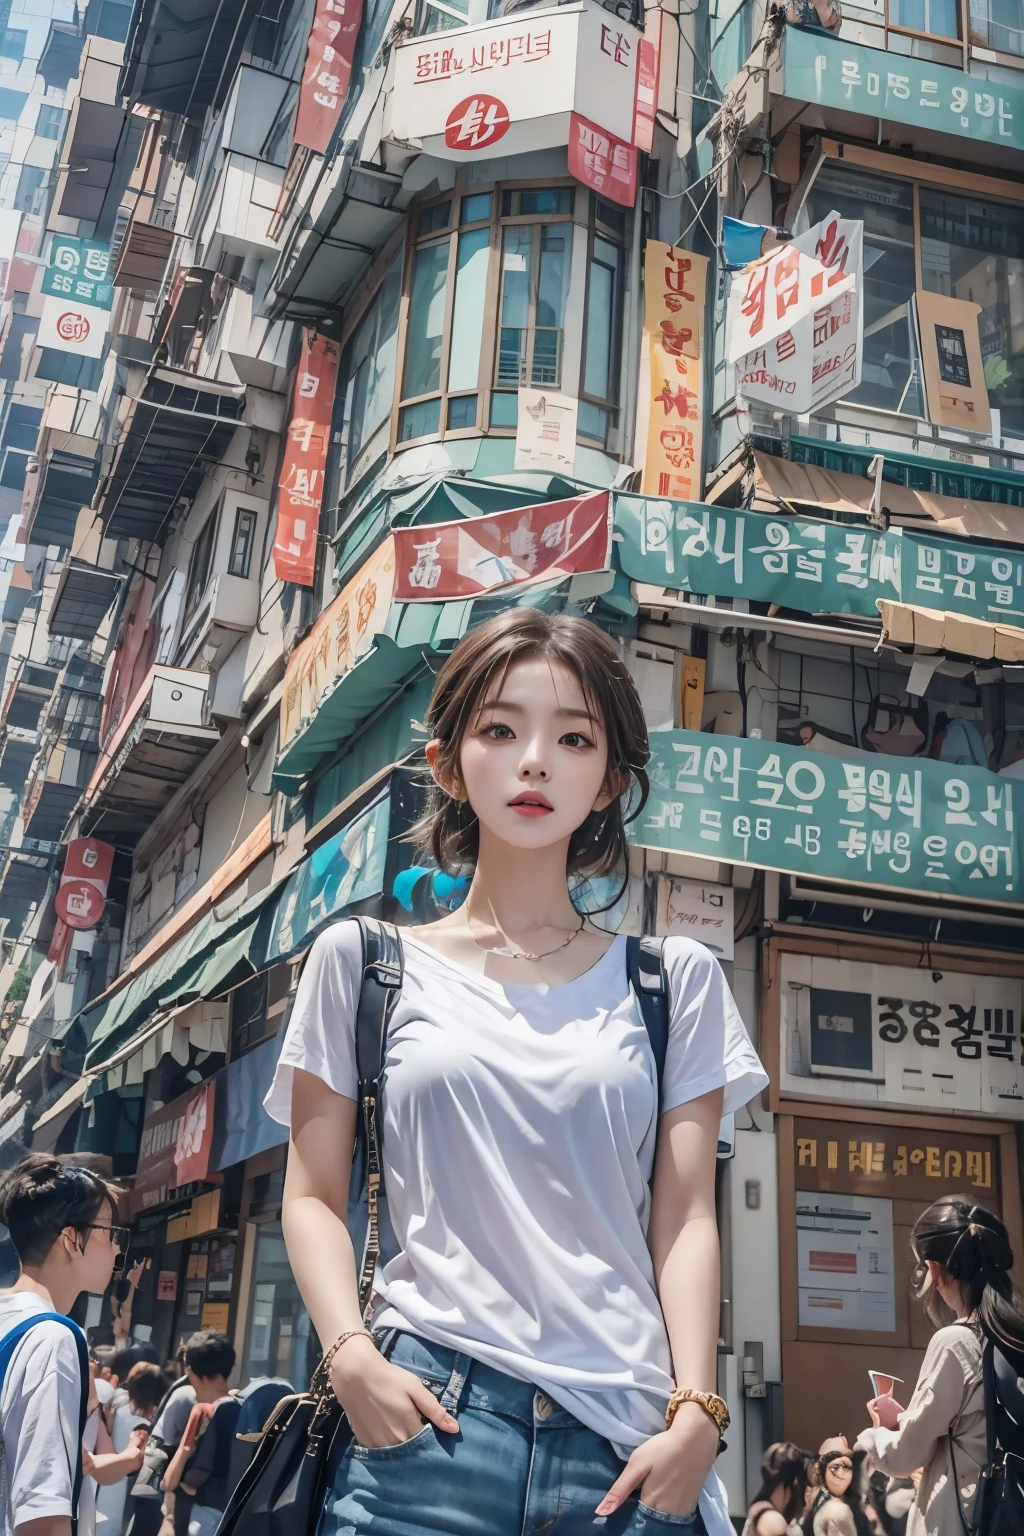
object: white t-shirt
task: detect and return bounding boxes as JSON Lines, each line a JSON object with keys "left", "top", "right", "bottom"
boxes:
{"left": 266, "top": 926, "right": 766, "bottom": 1477}
{"left": 0, "top": 1292, "right": 82, "bottom": 1536}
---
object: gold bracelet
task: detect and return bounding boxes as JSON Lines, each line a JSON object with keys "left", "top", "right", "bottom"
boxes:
{"left": 665, "top": 1387, "right": 731, "bottom": 1439}
{"left": 321, "top": 1327, "right": 375, "bottom": 1377}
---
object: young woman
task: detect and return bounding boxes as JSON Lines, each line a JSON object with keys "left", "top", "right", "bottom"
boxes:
{"left": 855, "top": 1196, "right": 1024, "bottom": 1536}
{"left": 743, "top": 1442, "right": 812, "bottom": 1536}
{"left": 800, "top": 1439, "right": 874, "bottom": 1536}
{"left": 268, "top": 608, "right": 767, "bottom": 1534}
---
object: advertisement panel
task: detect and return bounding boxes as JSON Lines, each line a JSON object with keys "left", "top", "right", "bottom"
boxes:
{"left": 293, "top": 0, "right": 364, "bottom": 154}
{"left": 54, "top": 838, "right": 114, "bottom": 931}
{"left": 37, "top": 293, "right": 108, "bottom": 359}
{"left": 273, "top": 330, "right": 340, "bottom": 587}
{"left": 641, "top": 242, "right": 707, "bottom": 501}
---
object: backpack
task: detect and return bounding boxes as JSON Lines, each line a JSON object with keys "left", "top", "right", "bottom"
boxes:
{"left": 0, "top": 1310, "right": 89, "bottom": 1534}
{"left": 950, "top": 1336, "right": 1024, "bottom": 1536}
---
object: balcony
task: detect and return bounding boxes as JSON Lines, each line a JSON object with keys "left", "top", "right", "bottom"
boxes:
{"left": 2, "top": 565, "right": 34, "bottom": 628}
{"left": 23, "top": 741, "right": 97, "bottom": 843}
{"left": 1, "top": 662, "right": 60, "bottom": 733}
{"left": 52, "top": 36, "right": 142, "bottom": 232}
{"left": 78, "top": 665, "right": 220, "bottom": 847}
{"left": 25, "top": 450, "right": 100, "bottom": 551}
{"left": 0, "top": 729, "right": 38, "bottom": 795}
{"left": 112, "top": 215, "right": 175, "bottom": 294}
{"left": 219, "top": 288, "right": 291, "bottom": 394}
{"left": 119, "top": 0, "right": 254, "bottom": 116}
{"left": 0, "top": 851, "right": 53, "bottom": 934}
{"left": 195, "top": 152, "right": 285, "bottom": 269}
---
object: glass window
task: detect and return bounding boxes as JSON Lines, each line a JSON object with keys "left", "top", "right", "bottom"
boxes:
{"left": 975, "top": 0, "right": 1024, "bottom": 56}
{"left": 418, "top": 202, "right": 451, "bottom": 237}
{"left": 448, "top": 395, "right": 477, "bottom": 428}
{"left": 35, "top": 105, "right": 66, "bottom": 141}
{"left": 448, "top": 228, "right": 490, "bottom": 392}
{"left": 0, "top": 30, "right": 26, "bottom": 61}
{"left": 13, "top": 166, "right": 45, "bottom": 216}
{"left": 183, "top": 514, "right": 217, "bottom": 620}
{"left": 889, "top": 0, "right": 958, "bottom": 35}
{"left": 501, "top": 188, "right": 573, "bottom": 217}
{"left": 400, "top": 399, "right": 442, "bottom": 440}
{"left": 584, "top": 237, "right": 623, "bottom": 402}
{"left": 497, "top": 224, "right": 572, "bottom": 388}
{"left": 228, "top": 507, "right": 257, "bottom": 578}
{"left": 241, "top": 1221, "right": 318, "bottom": 1390}
{"left": 403, "top": 240, "right": 449, "bottom": 399}
{"left": 462, "top": 192, "right": 492, "bottom": 223}
{"left": 335, "top": 248, "right": 402, "bottom": 490}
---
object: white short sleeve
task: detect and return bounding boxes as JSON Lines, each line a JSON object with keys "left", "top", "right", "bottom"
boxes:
{"left": 659, "top": 938, "right": 768, "bottom": 1116}
{"left": 264, "top": 920, "right": 363, "bottom": 1126}
{"left": 1, "top": 1321, "right": 80, "bottom": 1527}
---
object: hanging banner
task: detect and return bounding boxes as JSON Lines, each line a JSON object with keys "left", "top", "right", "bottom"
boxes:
{"left": 727, "top": 243, "right": 855, "bottom": 363}
{"left": 37, "top": 294, "right": 108, "bottom": 359}
{"left": 131, "top": 1079, "right": 219, "bottom": 1214}
{"left": 641, "top": 242, "right": 707, "bottom": 501}
{"left": 635, "top": 729, "right": 1021, "bottom": 906}
{"left": 273, "top": 330, "right": 340, "bottom": 586}
{"left": 392, "top": 490, "right": 611, "bottom": 602}
{"left": 514, "top": 388, "right": 578, "bottom": 473}
{"left": 54, "top": 838, "right": 114, "bottom": 931}
{"left": 736, "top": 215, "right": 863, "bottom": 414}
{"left": 42, "top": 235, "right": 113, "bottom": 309}
{"left": 632, "top": 15, "right": 661, "bottom": 152}
{"left": 568, "top": 113, "right": 637, "bottom": 206}
{"left": 293, "top": 0, "right": 364, "bottom": 155}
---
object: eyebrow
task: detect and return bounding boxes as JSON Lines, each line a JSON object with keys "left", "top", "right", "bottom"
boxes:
{"left": 476, "top": 698, "right": 595, "bottom": 721}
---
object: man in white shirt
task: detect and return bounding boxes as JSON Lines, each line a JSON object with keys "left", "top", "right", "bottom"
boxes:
{"left": 0, "top": 1154, "right": 126, "bottom": 1536}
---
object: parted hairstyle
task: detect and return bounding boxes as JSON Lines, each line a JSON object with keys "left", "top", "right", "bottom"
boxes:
{"left": 752, "top": 1441, "right": 813, "bottom": 1524}
{"left": 0, "top": 1153, "right": 120, "bottom": 1267}
{"left": 183, "top": 1329, "right": 236, "bottom": 1380}
{"left": 415, "top": 609, "right": 650, "bottom": 898}
{"left": 911, "top": 1195, "right": 1024, "bottom": 1351}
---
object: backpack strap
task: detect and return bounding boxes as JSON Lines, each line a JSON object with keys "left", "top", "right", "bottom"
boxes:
{"left": 0, "top": 1311, "right": 88, "bottom": 1533}
{"left": 626, "top": 934, "right": 669, "bottom": 1099}
{"left": 352, "top": 916, "right": 404, "bottom": 1315}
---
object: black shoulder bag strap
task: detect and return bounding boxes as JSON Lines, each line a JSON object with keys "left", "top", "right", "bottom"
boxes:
{"left": 352, "top": 915, "right": 404, "bottom": 1314}
{"left": 949, "top": 1335, "right": 995, "bottom": 1536}
{"left": 626, "top": 935, "right": 669, "bottom": 1101}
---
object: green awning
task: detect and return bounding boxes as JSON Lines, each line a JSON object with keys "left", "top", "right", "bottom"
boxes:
{"left": 784, "top": 436, "right": 1024, "bottom": 509}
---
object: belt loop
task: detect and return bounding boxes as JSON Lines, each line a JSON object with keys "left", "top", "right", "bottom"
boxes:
{"left": 439, "top": 1351, "right": 472, "bottom": 1415}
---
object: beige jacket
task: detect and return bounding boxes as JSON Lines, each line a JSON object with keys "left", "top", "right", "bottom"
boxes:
{"left": 856, "top": 1324, "right": 986, "bottom": 1536}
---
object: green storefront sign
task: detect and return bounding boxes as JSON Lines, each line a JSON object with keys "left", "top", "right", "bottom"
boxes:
{"left": 614, "top": 495, "right": 1024, "bottom": 631}
{"left": 781, "top": 24, "right": 1024, "bottom": 154}
{"left": 43, "top": 235, "right": 113, "bottom": 309}
{"left": 634, "top": 730, "right": 1021, "bottom": 905}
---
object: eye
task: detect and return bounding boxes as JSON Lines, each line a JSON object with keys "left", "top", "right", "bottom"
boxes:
{"left": 479, "top": 721, "right": 515, "bottom": 740}
{"left": 560, "top": 730, "right": 596, "bottom": 750}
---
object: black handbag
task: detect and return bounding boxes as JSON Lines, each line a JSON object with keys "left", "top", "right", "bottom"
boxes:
{"left": 950, "top": 1338, "right": 1024, "bottom": 1536}
{"left": 215, "top": 917, "right": 404, "bottom": 1536}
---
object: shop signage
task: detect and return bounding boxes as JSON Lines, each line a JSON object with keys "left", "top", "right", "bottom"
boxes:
{"left": 634, "top": 729, "right": 1022, "bottom": 906}
{"left": 37, "top": 293, "right": 108, "bottom": 359}
{"left": 615, "top": 495, "right": 1024, "bottom": 633}
{"left": 632, "top": 15, "right": 661, "bottom": 153}
{"left": 781, "top": 25, "right": 1024, "bottom": 155}
{"left": 736, "top": 214, "right": 863, "bottom": 414}
{"left": 641, "top": 243, "right": 708, "bottom": 502}
{"left": 157, "top": 1269, "right": 177, "bottom": 1301}
{"left": 273, "top": 330, "right": 340, "bottom": 587}
{"left": 293, "top": 0, "right": 364, "bottom": 155}
{"left": 389, "top": 3, "right": 641, "bottom": 161}
{"left": 514, "top": 388, "right": 578, "bottom": 474}
{"left": 568, "top": 113, "right": 637, "bottom": 206}
{"left": 392, "top": 490, "right": 610, "bottom": 602}
{"left": 917, "top": 291, "right": 991, "bottom": 435}
{"left": 131, "top": 1079, "right": 218, "bottom": 1215}
{"left": 54, "top": 838, "right": 114, "bottom": 931}
{"left": 794, "top": 1117, "right": 1001, "bottom": 1197}
{"left": 727, "top": 243, "right": 855, "bottom": 364}
{"left": 280, "top": 535, "right": 396, "bottom": 748}
{"left": 42, "top": 236, "right": 112, "bottom": 308}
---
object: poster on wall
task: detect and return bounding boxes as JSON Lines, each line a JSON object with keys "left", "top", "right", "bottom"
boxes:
{"left": 273, "top": 330, "right": 340, "bottom": 587}
{"left": 514, "top": 388, "right": 578, "bottom": 473}
{"left": 780, "top": 951, "right": 1024, "bottom": 1118}
{"left": 916, "top": 291, "right": 992, "bottom": 435}
{"left": 36, "top": 293, "right": 108, "bottom": 359}
{"left": 567, "top": 114, "right": 637, "bottom": 206}
{"left": 655, "top": 875, "right": 734, "bottom": 959}
{"left": 797, "top": 1191, "right": 896, "bottom": 1333}
{"left": 293, "top": 0, "right": 364, "bottom": 154}
{"left": 641, "top": 242, "right": 708, "bottom": 501}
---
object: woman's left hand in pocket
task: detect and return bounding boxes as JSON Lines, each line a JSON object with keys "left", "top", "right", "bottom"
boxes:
{"left": 596, "top": 1403, "right": 719, "bottom": 1518}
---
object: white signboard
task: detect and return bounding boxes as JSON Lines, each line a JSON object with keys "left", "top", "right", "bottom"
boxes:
{"left": 655, "top": 875, "right": 735, "bottom": 959}
{"left": 514, "top": 388, "right": 578, "bottom": 473}
{"left": 727, "top": 243, "right": 854, "bottom": 364}
{"left": 797, "top": 1191, "right": 896, "bottom": 1333}
{"left": 36, "top": 292, "right": 109, "bottom": 359}
{"left": 389, "top": 1, "right": 640, "bottom": 160}
{"left": 780, "top": 951, "right": 1024, "bottom": 1118}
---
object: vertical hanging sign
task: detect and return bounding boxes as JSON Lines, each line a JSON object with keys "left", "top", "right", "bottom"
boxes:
{"left": 293, "top": 0, "right": 365, "bottom": 154}
{"left": 54, "top": 838, "right": 114, "bottom": 931}
{"left": 632, "top": 11, "right": 661, "bottom": 152}
{"left": 273, "top": 331, "right": 340, "bottom": 587}
{"left": 641, "top": 242, "right": 708, "bottom": 501}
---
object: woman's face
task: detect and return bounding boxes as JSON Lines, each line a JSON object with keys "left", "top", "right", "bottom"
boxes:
{"left": 824, "top": 1456, "right": 853, "bottom": 1497}
{"left": 439, "top": 657, "right": 614, "bottom": 856}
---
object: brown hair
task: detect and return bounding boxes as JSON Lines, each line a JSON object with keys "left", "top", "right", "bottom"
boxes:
{"left": 415, "top": 608, "right": 649, "bottom": 902}
{"left": 911, "top": 1194, "right": 1024, "bottom": 1350}
{"left": 0, "top": 1154, "right": 120, "bottom": 1266}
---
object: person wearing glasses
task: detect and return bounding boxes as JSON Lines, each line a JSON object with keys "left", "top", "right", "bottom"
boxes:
{"left": 800, "top": 1439, "right": 874, "bottom": 1536}
{"left": 0, "top": 1154, "right": 126, "bottom": 1536}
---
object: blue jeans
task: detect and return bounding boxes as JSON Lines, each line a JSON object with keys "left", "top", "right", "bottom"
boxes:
{"left": 320, "top": 1331, "right": 705, "bottom": 1536}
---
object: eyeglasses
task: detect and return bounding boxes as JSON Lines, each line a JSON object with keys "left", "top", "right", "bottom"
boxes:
{"left": 827, "top": 1460, "right": 854, "bottom": 1474}
{"left": 81, "top": 1222, "right": 130, "bottom": 1251}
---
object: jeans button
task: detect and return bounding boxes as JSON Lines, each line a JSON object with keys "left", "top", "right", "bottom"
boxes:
{"left": 534, "top": 1391, "right": 553, "bottom": 1420}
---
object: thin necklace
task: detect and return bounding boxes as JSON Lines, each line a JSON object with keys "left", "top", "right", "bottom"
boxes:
{"left": 467, "top": 910, "right": 586, "bottom": 962}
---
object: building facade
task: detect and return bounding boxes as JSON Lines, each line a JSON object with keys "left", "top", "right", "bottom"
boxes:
{"left": 0, "top": 0, "right": 1019, "bottom": 1516}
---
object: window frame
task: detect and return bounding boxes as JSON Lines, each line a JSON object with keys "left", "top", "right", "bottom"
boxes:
{"left": 228, "top": 506, "right": 258, "bottom": 579}
{"left": 183, "top": 511, "right": 219, "bottom": 621}
{"left": 577, "top": 202, "right": 627, "bottom": 450}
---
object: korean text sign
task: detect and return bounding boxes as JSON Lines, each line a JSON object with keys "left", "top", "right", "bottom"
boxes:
{"left": 782, "top": 952, "right": 1024, "bottom": 1119}
{"left": 392, "top": 491, "right": 611, "bottom": 601}
{"left": 43, "top": 236, "right": 112, "bottom": 309}
{"left": 615, "top": 494, "right": 1024, "bottom": 634}
{"left": 54, "top": 837, "right": 114, "bottom": 931}
{"left": 795, "top": 1118, "right": 1002, "bottom": 1192}
{"left": 642, "top": 243, "right": 708, "bottom": 502}
{"left": 273, "top": 330, "right": 340, "bottom": 587}
{"left": 727, "top": 243, "right": 855, "bottom": 364}
{"left": 635, "top": 729, "right": 1021, "bottom": 905}
{"left": 782, "top": 25, "right": 1024, "bottom": 152}
{"left": 294, "top": 0, "right": 364, "bottom": 155}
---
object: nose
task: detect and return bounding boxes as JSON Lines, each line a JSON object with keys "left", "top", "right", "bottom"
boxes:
{"left": 517, "top": 748, "right": 549, "bottom": 782}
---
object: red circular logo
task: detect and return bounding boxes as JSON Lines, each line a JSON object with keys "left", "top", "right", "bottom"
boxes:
{"left": 444, "top": 95, "right": 510, "bottom": 151}
{"left": 55, "top": 878, "right": 105, "bottom": 930}
{"left": 56, "top": 310, "right": 90, "bottom": 343}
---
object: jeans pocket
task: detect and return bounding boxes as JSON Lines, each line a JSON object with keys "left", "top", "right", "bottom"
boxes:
{"left": 350, "top": 1421, "right": 438, "bottom": 1460}
{"left": 634, "top": 1501, "right": 700, "bottom": 1528}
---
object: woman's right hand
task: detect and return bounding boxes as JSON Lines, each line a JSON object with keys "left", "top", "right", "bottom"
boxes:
{"left": 330, "top": 1334, "right": 459, "bottom": 1448}
{"left": 867, "top": 1394, "right": 904, "bottom": 1431}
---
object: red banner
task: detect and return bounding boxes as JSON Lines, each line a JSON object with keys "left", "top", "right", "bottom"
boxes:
{"left": 54, "top": 837, "right": 114, "bottom": 931}
{"left": 393, "top": 491, "right": 611, "bottom": 602}
{"left": 568, "top": 113, "right": 637, "bottom": 207}
{"left": 632, "top": 18, "right": 661, "bottom": 152}
{"left": 273, "top": 330, "right": 340, "bottom": 587}
{"left": 131, "top": 1080, "right": 219, "bottom": 1215}
{"left": 293, "top": 0, "right": 364, "bottom": 155}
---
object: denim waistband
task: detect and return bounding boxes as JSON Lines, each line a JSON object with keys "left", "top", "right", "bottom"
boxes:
{"left": 378, "top": 1328, "right": 585, "bottom": 1432}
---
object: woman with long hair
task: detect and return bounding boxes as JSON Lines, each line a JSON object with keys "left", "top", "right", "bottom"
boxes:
{"left": 267, "top": 608, "right": 767, "bottom": 1534}
{"left": 742, "top": 1441, "right": 812, "bottom": 1536}
{"left": 800, "top": 1439, "right": 874, "bottom": 1536}
{"left": 854, "top": 1195, "right": 1024, "bottom": 1536}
